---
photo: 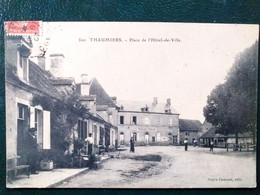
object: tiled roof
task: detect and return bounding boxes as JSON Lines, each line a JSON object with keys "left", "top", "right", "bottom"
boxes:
{"left": 50, "top": 77, "right": 75, "bottom": 85}
{"left": 117, "top": 100, "right": 179, "bottom": 114}
{"left": 200, "top": 126, "right": 253, "bottom": 139}
{"left": 6, "top": 61, "right": 61, "bottom": 100}
{"left": 89, "top": 78, "right": 117, "bottom": 107}
{"left": 29, "top": 61, "right": 62, "bottom": 99}
{"left": 179, "top": 119, "right": 202, "bottom": 131}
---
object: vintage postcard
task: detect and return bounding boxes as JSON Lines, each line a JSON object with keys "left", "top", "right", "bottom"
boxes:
{"left": 5, "top": 22, "right": 258, "bottom": 188}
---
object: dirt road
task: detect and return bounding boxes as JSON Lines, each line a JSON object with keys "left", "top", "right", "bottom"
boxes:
{"left": 57, "top": 146, "right": 256, "bottom": 188}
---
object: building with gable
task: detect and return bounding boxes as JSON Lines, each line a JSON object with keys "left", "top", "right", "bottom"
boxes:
{"left": 6, "top": 36, "right": 55, "bottom": 163}
{"left": 117, "top": 98, "right": 180, "bottom": 146}
{"left": 179, "top": 119, "right": 202, "bottom": 145}
{"left": 5, "top": 35, "right": 118, "bottom": 171}
{"left": 75, "top": 75, "right": 119, "bottom": 151}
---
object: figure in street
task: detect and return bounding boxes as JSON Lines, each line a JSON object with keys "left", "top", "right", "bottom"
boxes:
{"left": 85, "top": 133, "right": 94, "bottom": 155}
{"left": 130, "top": 137, "right": 135, "bottom": 153}
{"left": 193, "top": 139, "right": 197, "bottom": 147}
{"left": 26, "top": 128, "right": 39, "bottom": 174}
{"left": 210, "top": 141, "right": 214, "bottom": 151}
{"left": 184, "top": 138, "right": 188, "bottom": 151}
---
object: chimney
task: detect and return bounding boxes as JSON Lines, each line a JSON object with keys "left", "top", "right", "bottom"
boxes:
{"left": 37, "top": 56, "right": 45, "bottom": 70}
{"left": 111, "top": 96, "right": 117, "bottom": 104}
{"left": 167, "top": 98, "right": 171, "bottom": 106}
{"left": 80, "top": 74, "right": 89, "bottom": 96}
{"left": 49, "top": 54, "right": 65, "bottom": 77}
{"left": 153, "top": 97, "right": 158, "bottom": 105}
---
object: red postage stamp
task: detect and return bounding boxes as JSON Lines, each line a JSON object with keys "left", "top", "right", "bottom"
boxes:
{"left": 5, "top": 21, "right": 40, "bottom": 35}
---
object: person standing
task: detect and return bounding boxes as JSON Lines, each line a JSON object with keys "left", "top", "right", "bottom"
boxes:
{"left": 85, "top": 133, "right": 94, "bottom": 155}
{"left": 130, "top": 137, "right": 135, "bottom": 153}
{"left": 26, "top": 128, "right": 39, "bottom": 174}
{"left": 210, "top": 141, "right": 214, "bottom": 152}
{"left": 184, "top": 138, "right": 188, "bottom": 151}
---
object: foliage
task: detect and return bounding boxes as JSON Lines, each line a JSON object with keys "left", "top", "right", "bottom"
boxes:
{"left": 203, "top": 41, "right": 258, "bottom": 144}
{"left": 87, "top": 154, "right": 98, "bottom": 169}
{"left": 31, "top": 92, "right": 90, "bottom": 167}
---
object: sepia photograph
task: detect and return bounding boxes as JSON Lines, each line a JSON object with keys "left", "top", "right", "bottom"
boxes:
{"left": 5, "top": 21, "right": 258, "bottom": 188}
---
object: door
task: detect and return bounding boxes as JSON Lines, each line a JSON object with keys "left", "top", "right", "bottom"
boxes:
{"left": 120, "top": 132, "right": 124, "bottom": 145}
{"left": 17, "top": 103, "right": 30, "bottom": 163}
{"left": 145, "top": 133, "right": 149, "bottom": 144}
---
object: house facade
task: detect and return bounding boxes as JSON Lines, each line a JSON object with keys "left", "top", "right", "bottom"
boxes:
{"left": 5, "top": 36, "right": 118, "bottom": 170}
{"left": 179, "top": 119, "right": 202, "bottom": 145}
{"left": 75, "top": 75, "right": 118, "bottom": 151}
{"left": 6, "top": 36, "right": 53, "bottom": 163}
{"left": 117, "top": 98, "right": 180, "bottom": 146}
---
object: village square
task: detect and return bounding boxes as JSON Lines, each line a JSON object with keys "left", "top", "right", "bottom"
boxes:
{"left": 5, "top": 22, "right": 257, "bottom": 188}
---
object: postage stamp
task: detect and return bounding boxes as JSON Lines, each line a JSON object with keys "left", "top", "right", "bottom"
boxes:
{"left": 5, "top": 21, "right": 41, "bottom": 36}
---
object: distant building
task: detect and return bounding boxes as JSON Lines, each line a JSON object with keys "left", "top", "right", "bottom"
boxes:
{"left": 199, "top": 121, "right": 254, "bottom": 147}
{"left": 179, "top": 119, "right": 202, "bottom": 145}
{"left": 76, "top": 76, "right": 118, "bottom": 151}
{"left": 117, "top": 97, "right": 180, "bottom": 146}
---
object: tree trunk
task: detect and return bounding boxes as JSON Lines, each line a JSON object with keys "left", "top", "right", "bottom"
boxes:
{"left": 235, "top": 131, "right": 238, "bottom": 151}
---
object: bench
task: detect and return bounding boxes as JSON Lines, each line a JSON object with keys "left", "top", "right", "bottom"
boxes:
{"left": 226, "top": 143, "right": 256, "bottom": 152}
{"left": 238, "top": 143, "right": 256, "bottom": 152}
{"left": 6, "top": 156, "right": 30, "bottom": 183}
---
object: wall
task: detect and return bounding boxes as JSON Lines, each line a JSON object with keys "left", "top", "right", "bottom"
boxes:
{"left": 118, "top": 111, "right": 179, "bottom": 146}
{"left": 180, "top": 131, "right": 199, "bottom": 144}
{"left": 6, "top": 82, "right": 33, "bottom": 157}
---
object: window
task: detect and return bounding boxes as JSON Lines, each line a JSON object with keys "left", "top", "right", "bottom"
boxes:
{"left": 18, "top": 105, "right": 24, "bottom": 120}
{"left": 78, "top": 120, "right": 87, "bottom": 140}
{"left": 132, "top": 116, "right": 137, "bottom": 125}
{"left": 34, "top": 109, "right": 38, "bottom": 129}
{"left": 185, "top": 131, "right": 189, "bottom": 136}
{"left": 133, "top": 132, "right": 137, "bottom": 141}
{"left": 17, "top": 50, "right": 29, "bottom": 82}
{"left": 120, "top": 116, "right": 124, "bottom": 124}
{"left": 35, "top": 109, "right": 43, "bottom": 147}
{"left": 145, "top": 133, "right": 149, "bottom": 144}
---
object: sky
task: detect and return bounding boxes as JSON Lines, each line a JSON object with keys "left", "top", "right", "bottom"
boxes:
{"left": 32, "top": 22, "right": 259, "bottom": 122}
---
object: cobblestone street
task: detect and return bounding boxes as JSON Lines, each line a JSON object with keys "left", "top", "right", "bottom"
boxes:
{"left": 56, "top": 146, "right": 256, "bottom": 188}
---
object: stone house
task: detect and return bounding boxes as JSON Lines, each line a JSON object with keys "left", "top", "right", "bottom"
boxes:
{"left": 117, "top": 98, "right": 180, "bottom": 146}
{"left": 179, "top": 119, "right": 202, "bottom": 145}
{"left": 75, "top": 75, "right": 118, "bottom": 151}
{"left": 5, "top": 35, "right": 117, "bottom": 169}
{"left": 6, "top": 36, "right": 54, "bottom": 164}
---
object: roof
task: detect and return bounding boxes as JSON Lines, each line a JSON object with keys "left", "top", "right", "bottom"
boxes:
{"left": 117, "top": 100, "right": 179, "bottom": 114}
{"left": 6, "top": 60, "right": 61, "bottom": 100}
{"left": 200, "top": 126, "right": 253, "bottom": 139}
{"left": 50, "top": 77, "right": 75, "bottom": 85}
{"left": 179, "top": 119, "right": 202, "bottom": 131}
{"left": 29, "top": 61, "right": 62, "bottom": 99}
{"left": 89, "top": 78, "right": 117, "bottom": 107}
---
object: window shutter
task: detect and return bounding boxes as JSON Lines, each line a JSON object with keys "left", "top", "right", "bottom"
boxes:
{"left": 137, "top": 133, "right": 139, "bottom": 141}
{"left": 30, "top": 107, "right": 35, "bottom": 128}
{"left": 43, "top": 110, "right": 51, "bottom": 149}
{"left": 130, "top": 132, "right": 133, "bottom": 137}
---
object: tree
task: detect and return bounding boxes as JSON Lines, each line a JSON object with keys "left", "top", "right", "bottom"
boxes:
{"left": 203, "top": 41, "right": 258, "bottom": 145}
{"left": 31, "top": 92, "right": 89, "bottom": 167}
